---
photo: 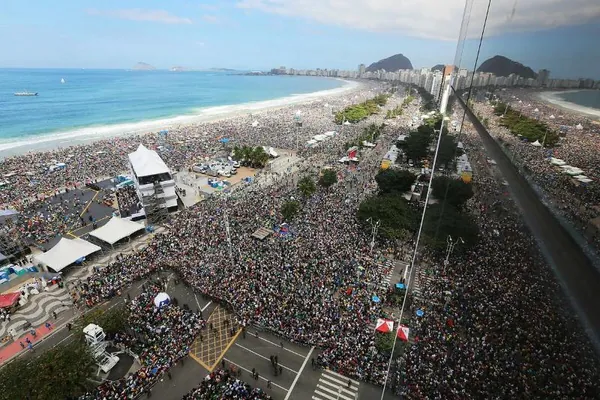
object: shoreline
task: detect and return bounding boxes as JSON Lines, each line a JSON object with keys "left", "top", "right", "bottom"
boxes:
{"left": 0, "top": 78, "right": 361, "bottom": 159}
{"left": 537, "top": 90, "right": 600, "bottom": 121}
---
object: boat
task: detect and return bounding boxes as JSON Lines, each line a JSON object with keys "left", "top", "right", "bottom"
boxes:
{"left": 14, "top": 91, "right": 38, "bottom": 96}
{"left": 61, "top": 78, "right": 65, "bottom": 84}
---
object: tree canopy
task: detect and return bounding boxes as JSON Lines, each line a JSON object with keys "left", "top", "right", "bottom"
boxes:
{"left": 493, "top": 102, "right": 559, "bottom": 146}
{"left": 422, "top": 204, "right": 479, "bottom": 251}
{"left": 232, "top": 145, "right": 270, "bottom": 168}
{"left": 399, "top": 130, "right": 432, "bottom": 163}
{"left": 334, "top": 95, "right": 389, "bottom": 124}
{"left": 0, "top": 340, "right": 96, "bottom": 400}
{"left": 297, "top": 176, "right": 316, "bottom": 197}
{"left": 358, "top": 194, "right": 416, "bottom": 239}
{"left": 73, "top": 305, "right": 130, "bottom": 338}
{"left": 281, "top": 200, "right": 301, "bottom": 222}
{"left": 431, "top": 176, "right": 474, "bottom": 208}
{"left": 319, "top": 169, "right": 338, "bottom": 188}
{"left": 435, "top": 133, "right": 462, "bottom": 168}
{"left": 375, "top": 169, "right": 416, "bottom": 194}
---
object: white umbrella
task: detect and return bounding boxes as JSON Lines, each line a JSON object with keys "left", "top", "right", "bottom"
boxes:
{"left": 576, "top": 123, "right": 583, "bottom": 130}
{"left": 154, "top": 292, "right": 171, "bottom": 308}
{"left": 251, "top": 120, "right": 259, "bottom": 127}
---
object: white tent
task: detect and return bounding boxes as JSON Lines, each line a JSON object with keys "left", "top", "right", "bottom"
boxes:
{"left": 128, "top": 144, "right": 170, "bottom": 178}
{"left": 534, "top": 108, "right": 539, "bottom": 112}
{"left": 531, "top": 140, "right": 542, "bottom": 147}
{"left": 324, "top": 131, "right": 337, "bottom": 137}
{"left": 576, "top": 123, "right": 583, "bottom": 130}
{"left": 344, "top": 121, "right": 351, "bottom": 125}
{"left": 154, "top": 292, "right": 170, "bottom": 308}
{"left": 549, "top": 115, "right": 555, "bottom": 119}
{"left": 251, "top": 120, "right": 259, "bottom": 127}
{"left": 89, "top": 217, "right": 145, "bottom": 245}
{"left": 34, "top": 238, "right": 101, "bottom": 272}
{"left": 550, "top": 158, "right": 566, "bottom": 166}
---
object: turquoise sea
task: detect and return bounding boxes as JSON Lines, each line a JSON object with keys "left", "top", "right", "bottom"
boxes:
{"left": 557, "top": 90, "right": 600, "bottom": 110}
{"left": 0, "top": 69, "right": 344, "bottom": 153}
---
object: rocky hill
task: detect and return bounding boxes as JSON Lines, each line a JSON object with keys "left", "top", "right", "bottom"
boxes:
{"left": 477, "top": 55, "right": 536, "bottom": 79}
{"left": 366, "top": 54, "right": 413, "bottom": 72}
{"left": 132, "top": 62, "right": 156, "bottom": 71}
{"left": 431, "top": 64, "right": 445, "bottom": 72}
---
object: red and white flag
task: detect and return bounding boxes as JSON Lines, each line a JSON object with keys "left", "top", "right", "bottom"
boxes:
{"left": 397, "top": 324, "right": 410, "bottom": 342}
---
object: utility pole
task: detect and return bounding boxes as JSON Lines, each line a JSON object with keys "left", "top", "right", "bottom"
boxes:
{"left": 367, "top": 217, "right": 380, "bottom": 254}
{"left": 443, "top": 236, "right": 463, "bottom": 274}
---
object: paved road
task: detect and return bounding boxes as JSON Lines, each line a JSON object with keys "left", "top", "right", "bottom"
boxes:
{"left": 459, "top": 96, "right": 600, "bottom": 353}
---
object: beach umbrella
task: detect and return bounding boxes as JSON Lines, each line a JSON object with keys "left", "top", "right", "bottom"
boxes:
{"left": 416, "top": 309, "right": 424, "bottom": 317}
{"left": 549, "top": 115, "right": 555, "bottom": 119}
{"left": 153, "top": 292, "right": 170, "bottom": 308}
{"left": 397, "top": 324, "right": 410, "bottom": 342}
{"left": 251, "top": 120, "right": 259, "bottom": 127}
{"left": 372, "top": 295, "right": 381, "bottom": 303}
{"left": 375, "top": 318, "right": 394, "bottom": 333}
{"left": 576, "top": 124, "right": 583, "bottom": 130}
{"left": 395, "top": 283, "right": 405, "bottom": 290}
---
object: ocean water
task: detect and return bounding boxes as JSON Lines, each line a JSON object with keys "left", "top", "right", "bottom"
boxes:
{"left": 557, "top": 90, "right": 600, "bottom": 110}
{"left": 0, "top": 69, "right": 344, "bottom": 151}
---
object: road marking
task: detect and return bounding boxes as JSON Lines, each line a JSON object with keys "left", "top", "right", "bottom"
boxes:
{"left": 223, "top": 358, "right": 289, "bottom": 391}
{"left": 210, "top": 328, "right": 242, "bottom": 371}
{"left": 324, "top": 369, "right": 360, "bottom": 385}
{"left": 80, "top": 190, "right": 99, "bottom": 217}
{"left": 189, "top": 352, "right": 213, "bottom": 370}
{"left": 194, "top": 293, "right": 202, "bottom": 310}
{"left": 201, "top": 300, "right": 212, "bottom": 312}
{"left": 319, "top": 378, "right": 358, "bottom": 393}
{"left": 252, "top": 334, "right": 307, "bottom": 358}
{"left": 53, "top": 333, "right": 74, "bottom": 348}
{"left": 234, "top": 343, "right": 298, "bottom": 374}
{"left": 284, "top": 346, "right": 314, "bottom": 400}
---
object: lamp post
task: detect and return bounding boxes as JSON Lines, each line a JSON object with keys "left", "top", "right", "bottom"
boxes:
{"left": 367, "top": 217, "right": 380, "bottom": 254}
{"left": 443, "top": 236, "right": 464, "bottom": 274}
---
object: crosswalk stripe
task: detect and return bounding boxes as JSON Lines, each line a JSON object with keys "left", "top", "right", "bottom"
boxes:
{"left": 316, "top": 385, "right": 356, "bottom": 400}
{"left": 319, "top": 378, "right": 358, "bottom": 393}
{"left": 324, "top": 369, "right": 360, "bottom": 385}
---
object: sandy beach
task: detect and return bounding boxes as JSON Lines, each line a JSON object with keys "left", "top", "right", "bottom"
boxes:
{"left": 537, "top": 90, "right": 600, "bottom": 121}
{"left": 0, "top": 78, "right": 362, "bottom": 159}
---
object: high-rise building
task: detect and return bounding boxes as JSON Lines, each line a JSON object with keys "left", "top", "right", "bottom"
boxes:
{"left": 537, "top": 69, "right": 550, "bottom": 87}
{"left": 358, "top": 64, "right": 366, "bottom": 76}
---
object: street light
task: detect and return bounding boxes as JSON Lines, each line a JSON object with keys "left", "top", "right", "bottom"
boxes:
{"left": 443, "top": 236, "right": 464, "bottom": 274}
{"left": 366, "top": 217, "right": 380, "bottom": 254}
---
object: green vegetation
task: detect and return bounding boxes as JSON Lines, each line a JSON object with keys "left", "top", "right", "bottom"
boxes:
{"left": 431, "top": 176, "right": 474, "bottom": 209}
{"left": 375, "top": 331, "right": 395, "bottom": 352}
{"left": 318, "top": 169, "right": 338, "bottom": 189}
{"left": 334, "top": 94, "right": 389, "bottom": 124}
{"left": 375, "top": 169, "right": 416, "bottom": 194}
{"left": 384, "top": 95, "right": 414, "bottom": 119}
{"left": 297, "top": 176, "right": 316, "bottom": 197}
{"left": 281, "top": 200, "right": 301, "bottom": 222}
{"left": 493, "top": 102, "right": 559, "bottom": 146}
{"left": 344, "top": 123, "right": 384, "bottom": 150}
{"left": 435, "top": 133, "right": 462, "bottom": 169}
{"left": 73, "top": 304, "right": 130, "bottom": 338}
{"left": 0, "top": 341, "right": 96, "bottom": 400}
{"left": 422, "top": 204, "right": 479, "bottom": 251}
{"left": 414, "top": 86, "right": 436, "bottom": 111}
{"left": 232, "top": 145, "right": 270, "bottom": 168}
{"left": 357, "top": 194, "right": 416, "bottom": 239}
{"left": 397, "top": 125, "right": 434, "bottom": 164}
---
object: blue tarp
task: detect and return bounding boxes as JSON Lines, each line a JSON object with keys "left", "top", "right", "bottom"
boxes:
{"left": 416, "top": 309, "right": 424, "bottom": 317}
{"left": 395, "top": 283, "right": 405, "bottom": 289}
{"left": 219, "top": 138, "right": 231, "bottom": 143}
{"left": 372, "top": 295, "right": 381, "bottom": 303}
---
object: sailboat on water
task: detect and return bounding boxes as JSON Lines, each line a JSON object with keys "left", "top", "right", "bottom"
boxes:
{"left": 61, "top": 78, "right": 66, "bottom": 84}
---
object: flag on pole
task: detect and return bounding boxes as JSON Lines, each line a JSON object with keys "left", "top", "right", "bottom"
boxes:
{"left": 397, "top": 324, "right": 410, "bottom": 342}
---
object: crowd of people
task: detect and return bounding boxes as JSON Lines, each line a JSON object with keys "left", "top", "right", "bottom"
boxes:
{"left": 396, "top": 116, "right": 600, "bottom": 398}
{"left": 183, "top": 369, "right": 272, "bottom": 400}
{"left": 473, "top": 91, "right": 600, "bottom": 250}
{"left": 5, "top": 83, "right": 600, "bottom": 399}
{"left": 80, "top": 282, "right": 205, "bottom": 400}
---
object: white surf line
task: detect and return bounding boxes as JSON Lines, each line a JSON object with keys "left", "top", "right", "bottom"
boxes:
{"left": 253, "top": 335, "right": 307, "bottom": 358}
{"left": 201, "top": 300, "right": 212, "bottom": 312}
{"left": 223, "top": 358, "right": 289, "bottom": 391}
{"left": 284, "top": 346, "right": 314, "bottom": 400}
{"left": 235, "top": 343, "right": 298, "bottom": 374}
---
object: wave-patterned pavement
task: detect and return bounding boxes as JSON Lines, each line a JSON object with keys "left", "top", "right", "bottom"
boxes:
{"left": 0, "top": 285, "right": 72, "bottom": 337}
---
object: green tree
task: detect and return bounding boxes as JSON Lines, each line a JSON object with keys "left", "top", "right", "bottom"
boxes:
{"left": 281, "top": 200, "right": 301, "bottom": 222}
{"left": 431, "top": 176, "right": 474, "bottom": 208}
{"left": 318, "top": 169, "right": 338, "bottom": 188}
{"left": 375, "top": 169, "right": 416, "bottom": 194}
{"left": 297, "top": 176, "right": 316, "bottom": 197}
{"left": 357, "top": 194, "right": 416, "bottom": 239}
{"left": 375, "top": 331, "right": 395, "bottom": 352}
{"left": 401, "top": 130, "right": 432, "bottom": 163}
{"left": 0, "top": 341, "right": 96, "bottom": 400}
{"left": 435, "top": 134, "right": 461, "bottom": 168}
{"left": 422, "top": 204, "right": 479, "bottom": 251}
{"left": 73, "top": 304, "right": 130, "bottom": 339}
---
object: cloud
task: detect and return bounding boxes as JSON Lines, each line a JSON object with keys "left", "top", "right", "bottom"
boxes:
{"left": 235, "top": 0, "right": 600, "bottom": 40}
{"left": 202, "top": 15, "right": 220, "bottom": 24}
{"left": 86, "top": 8, "right": 193, "bottom": 25}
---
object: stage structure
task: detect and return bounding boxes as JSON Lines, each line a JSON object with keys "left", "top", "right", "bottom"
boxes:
{"left": 83, "top": 324, "right": 120, "bottom": 375}
{"left": 128, "top": 144, "right": 177, "bottom": 224}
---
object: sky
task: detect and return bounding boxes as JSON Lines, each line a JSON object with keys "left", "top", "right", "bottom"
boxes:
{"left": 0, "top": 0, "right": 598, "bottom": 78}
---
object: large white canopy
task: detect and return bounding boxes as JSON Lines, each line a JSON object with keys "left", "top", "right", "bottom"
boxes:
{"left": 89, "top": 217, "right": 145, "bottom": 245}
{"left": 34, "top": 238, "right": 101, "bottom": 272}
{"left": 128, "top": 144, "right": 170, "bottom": 178}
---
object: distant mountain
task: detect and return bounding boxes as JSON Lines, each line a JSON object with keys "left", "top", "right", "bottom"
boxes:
{"left": 366, "top": 54, "right": 413, "bottom": 72}
{"left": 133, "top": 62, "right": 156, "bottom": 71}
{"left": 210, "top": 68, "right": 239, "bottom": 72}
{"left": 477, "top": 55, "right": 536, "bottom": 79}
{"left": 431, "top": 64, "right": 444, "bottom": 72}
{"left": 170, "top": 66, "right": 188, "bottom": 72}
